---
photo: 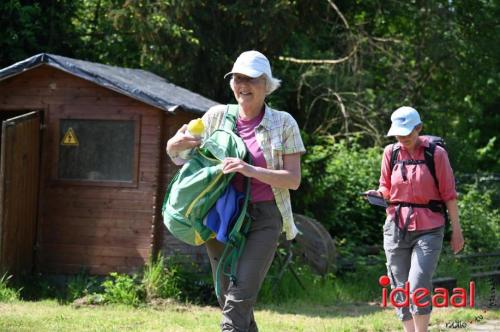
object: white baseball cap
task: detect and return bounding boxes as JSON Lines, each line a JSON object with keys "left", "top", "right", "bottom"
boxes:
{"left": 386, "top": 106, "right": 422, "bottom": 136}
{"left": 224, "top": 50, "right": 273, "bottom": 79}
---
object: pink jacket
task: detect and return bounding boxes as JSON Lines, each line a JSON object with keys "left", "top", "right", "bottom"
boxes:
{"left": 379, "top": 136, "right": 457, "bottom": 231}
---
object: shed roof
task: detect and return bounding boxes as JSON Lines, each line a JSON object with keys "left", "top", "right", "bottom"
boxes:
{"left": 0, "top": 53, "right": 218, "bottom": 115}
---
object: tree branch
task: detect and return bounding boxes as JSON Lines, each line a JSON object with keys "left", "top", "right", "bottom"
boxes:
{"left": 278, "top": 43, "right": 358, "bottom": 65}
{"left": 326, "top": 0, "right": 349, "bottom": 30}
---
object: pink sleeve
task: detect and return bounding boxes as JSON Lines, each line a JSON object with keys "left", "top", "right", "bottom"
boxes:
{"left": 434, "top": 147, "right": 458, "bottom": 201}
{"left": 378, "top": 145, "right": 393, "bottom": 199}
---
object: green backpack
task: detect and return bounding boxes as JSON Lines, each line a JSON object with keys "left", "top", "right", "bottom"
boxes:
{"left": 162, "top": 105, "right": 248, "bottom": 246}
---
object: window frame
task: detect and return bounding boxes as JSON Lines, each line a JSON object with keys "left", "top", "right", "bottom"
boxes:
{"left": 51, "top": 113, "right": 141, "bottom": 188}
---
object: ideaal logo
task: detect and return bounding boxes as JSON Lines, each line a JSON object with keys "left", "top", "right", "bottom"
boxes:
{"left": 445, "top": 277, "right": 497, "bottom": 329}
{"left": 378, "top": 275, "right": 475, "bottom": 308}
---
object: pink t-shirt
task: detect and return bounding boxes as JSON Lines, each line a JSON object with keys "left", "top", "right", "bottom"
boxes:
{"left": 232, "top": 110, "right": 275, "bottom": 203}
{"left": 379, "top": 136, "right": 457, "bottom": 231}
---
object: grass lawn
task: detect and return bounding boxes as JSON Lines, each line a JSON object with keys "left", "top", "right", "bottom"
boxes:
{"left": 0, "top": 300, "right": 498, "bottom": 332}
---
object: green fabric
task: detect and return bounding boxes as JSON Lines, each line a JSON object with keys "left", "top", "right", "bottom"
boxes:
{"left": 162, "top": 105, "right": 247, "bottom": 246}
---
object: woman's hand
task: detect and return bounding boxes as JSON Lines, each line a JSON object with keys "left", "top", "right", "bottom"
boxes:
{"left": 450, "top": 224, "right": 464, "bottom": 254}
{"left": 222, "top": 157, "right": 255, "bottom": 177}
{"left": 364, "top": 190, "right": 382, "bottom": 197}
{"left": 363, "top": 190, "right": 384, "bottom": 200}
{"left": 166, "top": 124, "right": 202, "bottom": 156}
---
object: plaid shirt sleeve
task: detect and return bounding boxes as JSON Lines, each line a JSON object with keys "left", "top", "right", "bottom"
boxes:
{"left": 282, "top": 113, "right": 306, "bottom": 155}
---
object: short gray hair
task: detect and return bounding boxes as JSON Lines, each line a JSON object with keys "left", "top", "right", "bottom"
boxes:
{"left": 229, "top": 74, "right": 282, "bottom": 96}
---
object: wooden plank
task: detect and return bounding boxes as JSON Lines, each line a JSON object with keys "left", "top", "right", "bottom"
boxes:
{"left": 42, "top": 262, "right": 144, "bottom": 275}
{"left": 42, "top": 232, "right": 152, "bottom": 247}
{"left": 56, "top": 105, "right": 157, "bottom": 117}
{"left": 46, "top": 216, "right": 154, "bottom": 229}
{"left": 45, "top": 188, "right": 155, "bottom": 200}
{"left": 44, "top": 254, "right": 146, "bottom": 267}
{"left": 44, "top": 197, "right": 153, "bottom": 210}
{"left": 45, "top": 189, "right": 155, "bottom": 200}
{"left": 42, "top": 207, "right": 153, "bottom": 219}
{"left": 0, "top": 112, "right": 40, "bottom": 276}
{"left": 43, "top": 224, "right": 152, "bottom": 238}
{"left": 0, "top": 86, "right": 136, "bottom": 98}
{"left": 41, "top": 244, "right": 150, "bottom": 258}
{"left": 1, "top": 93, "right": 143, "bottom": 107}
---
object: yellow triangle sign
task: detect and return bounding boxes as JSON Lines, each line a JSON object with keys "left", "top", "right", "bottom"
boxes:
{"left": 61, "top": 127, "right": 79, "bottom": 146}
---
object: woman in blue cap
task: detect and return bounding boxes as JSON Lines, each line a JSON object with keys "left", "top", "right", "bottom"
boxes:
{"left": 166, "top": 50, "right": 306, "bottom": 331}
{"left": 367, "top": 106, "right": 464, "bottom": 332}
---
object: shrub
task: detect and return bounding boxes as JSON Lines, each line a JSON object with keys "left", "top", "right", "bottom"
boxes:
{"left": 0, "top": 273, "right": 20, "bottom": 302}
{"left": 142, "top": 255, "right": 182, "bottom": 301}
{"left": 294, "top": 137, "right": 385, "bottom": 251}
{"left": 66, "top": 271, "right": 100, "bottom": 302}
{"left": 457, "top": 184, "right": 500, "bottom": 253}
{"left": 101, "top": 272, "right": 143, "bottom": 306}
{"left": 158, "top": 255, "right": 215, "bottom": 305}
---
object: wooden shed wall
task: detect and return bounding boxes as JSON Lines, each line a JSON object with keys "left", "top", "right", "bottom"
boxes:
{"left": 0, "top": 65, "right": 173, "bottom": 274}
{"left": 155, "top": 112, "right": 207, "bottom": 266}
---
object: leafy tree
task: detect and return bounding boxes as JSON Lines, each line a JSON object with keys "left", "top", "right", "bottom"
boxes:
{"left": 0, "top": 0, "right": 79, "bottom": 67}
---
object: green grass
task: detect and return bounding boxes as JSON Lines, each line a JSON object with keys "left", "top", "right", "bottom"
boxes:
{"left": 0, "top": 299, "right": 497, "bottom": 332}
{"left": 1, "top": 252, "right": 498, "bottom": 331}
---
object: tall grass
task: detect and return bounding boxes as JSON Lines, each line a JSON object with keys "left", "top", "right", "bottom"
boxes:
{"left": 259, "top": 255, "right": 386, "bottom": 305}
{"left": 142, "top": 255, "right": 182, "bottom": 301}
{"left": 0, "top": 273, "right": 20, "bottom": 302}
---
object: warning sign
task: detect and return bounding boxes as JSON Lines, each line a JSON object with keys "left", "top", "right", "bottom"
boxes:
{"left": 61, "top": 127, "right": 79, "bottom": 146}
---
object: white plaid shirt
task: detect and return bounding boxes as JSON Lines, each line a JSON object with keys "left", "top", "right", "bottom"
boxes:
{"left": 201, "top": 104, "right": 306, "bottom": 240}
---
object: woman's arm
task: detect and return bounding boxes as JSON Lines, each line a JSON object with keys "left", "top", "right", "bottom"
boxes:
{"left": 378, "top": 145, "right": 393, "bottom": 199}
{"left": 221, "top": 153, "right": 302, "bottom": 190}
{"left": 445, "top": 199, "right": 464, "bottom": 254}
{"left": 166, "top": 124, "right": 202, "bottom": 165}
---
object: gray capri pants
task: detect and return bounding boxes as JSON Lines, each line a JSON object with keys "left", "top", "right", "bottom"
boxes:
{"left": 206, "top": 200, "right": 282, "bottom": 332}
{"left": 383, "top": 218, "right": 444, "bottom": 321}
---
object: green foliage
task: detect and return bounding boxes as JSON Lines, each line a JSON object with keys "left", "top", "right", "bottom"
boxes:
{"left": 259, "top": 255, "right": 386, "bottom": 305}
{"left": 66, "top": 271, "right": 100, "bottom": 303}
{"left": 0, "top": 273, "right": 20, "bottom": 302}
{"left": 99, "top": 255, "right": 214, "bottom": 306}
{"left": 156, "top": 255, "right": 215, "bottom": 305}
{"left": 0, "top": 0, "right": 79, "bottom": 67}
{"left": 70, "top": 0, "right": 298, "bottom": 102}
{"left": 2, "top": 1, "right": 498, "bottom": 173}
{"left": 101, "top": 272, "right": 143, "bottom": 306}
{"left": 142, "top": 254, "right": 182, "bottom": 301}
{"left": 457, "top": 184, "right": 500, "bottom": 254}
{"left": 294, "top": 137, "right": 385, "bottom": 247}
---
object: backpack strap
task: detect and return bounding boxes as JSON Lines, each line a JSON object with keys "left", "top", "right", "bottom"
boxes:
{"left": 213, "top": 104, "right": 254, "bottom": 299}
{"left": 424, "top": 142, "right": 439, "bottom": 189}
{"left": 214, "top": 159, "right": 252, "bottom": 299}
{"left": 222, "top": 104, "right": 239, "bottom": 132}
{"left": 389, "top": 143, "right": 400, "bottom": 174}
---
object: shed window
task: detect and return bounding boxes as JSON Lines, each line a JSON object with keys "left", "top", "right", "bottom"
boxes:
{"left": 58, "top": 119, "right": 136, "bottom": 182}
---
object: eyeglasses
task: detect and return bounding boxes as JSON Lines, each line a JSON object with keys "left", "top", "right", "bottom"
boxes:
{"left": 232, "top": 74, "right": 264, "bottom": 85}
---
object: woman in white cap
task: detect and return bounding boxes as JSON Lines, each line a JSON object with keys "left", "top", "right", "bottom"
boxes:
{"left": 367, "top": 106, "right": 464, "bottom": 332}
{"left": 166, "top": 50, "right": 305, "bottom": 331}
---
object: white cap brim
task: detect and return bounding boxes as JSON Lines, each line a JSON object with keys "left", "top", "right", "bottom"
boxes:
{"left": 224, "top": 68, "right": 264, "bottom": 79}
{"left": 386, "top": 125, "right": 413, "bottom": 137}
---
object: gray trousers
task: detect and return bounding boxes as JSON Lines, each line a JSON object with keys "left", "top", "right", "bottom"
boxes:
{"left": 383, "top": 219, "right": 444, "bottom": 321}
{"left": 206, "top": 200, "right": 282, "bottom": 332}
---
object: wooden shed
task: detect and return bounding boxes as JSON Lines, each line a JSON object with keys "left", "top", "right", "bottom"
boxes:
{"left": 0, "top": 53, "right": 217, "bottom": 276}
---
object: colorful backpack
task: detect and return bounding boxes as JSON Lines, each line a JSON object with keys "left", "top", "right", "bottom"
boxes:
{"left": 162, "top": 105, "right": 248, "bottom": 246}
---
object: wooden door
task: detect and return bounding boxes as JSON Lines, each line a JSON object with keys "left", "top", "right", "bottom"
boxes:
{"left": 0, "top": 112, "right": 41, "bottom": 276}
